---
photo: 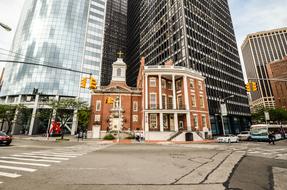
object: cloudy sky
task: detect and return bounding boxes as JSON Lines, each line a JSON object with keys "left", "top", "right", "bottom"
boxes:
{"left": 0, "top": 0, "right": 287, "bottom": 74}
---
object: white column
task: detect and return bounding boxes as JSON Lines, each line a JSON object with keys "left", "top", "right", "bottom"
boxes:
{"left": 144, "top": 112, "right": 149, "bottom": 132}
{"left": 5, "top": 96, "right": 9, "bottom": 104}
{"left": 11, "top": 95, "right": 22, "bottom": 135}
{"left": 29, "top": 94, "right": 39, "bottom": 136}
{"left": 145, "top": 74, "right": 149, "bottom": 110}
{"left": 174, "top": 113, "right": 179, "bottom": 132}
{"left": 183, "top": 75, "right": 190, "bottom": 110}
{"left": 160, "top": 113, "right": 164, "bottom": 132}
{"left": 71, "top": 109, "right": 78, "bottom": 135}
{"left": 172, "top": 75, "right": 177, "bottom": 109}
{"left": 186, "top": 113, "right": 192, "bottom": 131}
{"left": 159, "top": 75, "right": 162, "bottom": 109}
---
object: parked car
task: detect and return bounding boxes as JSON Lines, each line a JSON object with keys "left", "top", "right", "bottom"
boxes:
{"left": 217, "top": 135, "right": 239, "bottom": 143}
{"left": 0, "top": 131, "right": 12, "bottom": 146}
{"left": 237, "top": 131, "right": 251, "bottom": 141}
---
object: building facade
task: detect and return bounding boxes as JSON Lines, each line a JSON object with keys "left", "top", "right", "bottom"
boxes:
{"left": 242, "top": 27, "right": 287, "bottom": 110}
{"left": 267, "top": 57, "right": 287, "bottom": 110}
{"left": 101, "top": 0, "right": 127, "bottom": 86}
{"left": 89, "top": 57, "right": 211, "bottom": 141}
{"left": 127, "top": 0, "right": 250, "bottom": 135}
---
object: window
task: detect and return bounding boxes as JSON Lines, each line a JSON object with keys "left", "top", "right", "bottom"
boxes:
{"left": 168, "top": 96, "right": 173, "bottom": 109}
{"left": 150, "top": 93, "right": 157, "bottom": 109}
{"left": 150, "top": 114, "right": 157, "bottom": 129}
{"left": 149, "top": 77, "right": 156, "bottom": 87}
{"left": 167, "top": 81, "right": 172, "bottom": 89}
{"left": 194, "top": 115, "right": 198, "bottom": 129}
{"left": 202, "top": 115, "right": 207, "bottom": 128}
{"left": 198, "top": 81, "right": 203, "bottom": 90}
{"left": 190, "top": 79, "right": 194, "bottom": 89}
{"left": 96, "top": 100, "right": 101, "bottom": 111}
{"left": 161, "top": 79, "right": 166, "bottom": 88}
{"left": 192, "top": 95, "right": 196, "bottom": 107}
{"left": 94, "top": 115, "right": 101, "bottom": 122}
{"left": 133, "top": 115, "right": 138, "bottom": 122}
{"left": 176, "top": 80, "right": 182, "bottom": 90}
{"left": 162, "top": 95, "right": 166, "bottom": 109}
{"left": 133, "top": 101, "right": 138, "bottom": 112}
{"left": 177, "top": 95, "right": 183, "bottom": 109}
{"left": 117, "top": 68, "right": 121, "bottom": 77}
{"left": 200, "top": 96, "right": 204, "bottom": 108}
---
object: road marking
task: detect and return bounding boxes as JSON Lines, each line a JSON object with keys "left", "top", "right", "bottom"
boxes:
{"left": 0, "top": 182, "right": 2, "bottom": 184}
{"left": 21, "top": 153, "right": 77, "bottom": 158}
{"left": 12, "top": 155, "right": 69, "bottom": 160}
{"left": 0, "top": 157, "right": 61, "bottom": 163}
{"left": 0, "top": 160, "right": 50, "bottom": 167}
{"left": 32, "top": 152, "right": 83, "bottom": 156}
{"left": 0, "top": 165, "right": 36, "bottom": 172}
{"left": 0, "top": 172, "right": 21, "bottom": 178}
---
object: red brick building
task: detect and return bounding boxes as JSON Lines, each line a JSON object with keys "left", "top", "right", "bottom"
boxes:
{"left": 267, "top": 57, "right": 287, "bottom": 110}
{"left": 88, "top": 57, "right": 211, "bottom": 140}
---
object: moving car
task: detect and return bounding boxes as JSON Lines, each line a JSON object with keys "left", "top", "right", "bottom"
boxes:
{"left": 217, "top": 135, "right": 239, "bottom": 143}
{"left": 237, "top": 131, "right": 251, "bottom": 141}
{"left": 0, "top": 131, "right": 12, "bottom": 146}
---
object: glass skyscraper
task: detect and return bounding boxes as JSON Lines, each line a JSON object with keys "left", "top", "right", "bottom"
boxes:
{"left": 1, "top": 0, "right": 118, "bottom": 101}
{"left": 127, "top": 0, "right": 250, "bottom": 135}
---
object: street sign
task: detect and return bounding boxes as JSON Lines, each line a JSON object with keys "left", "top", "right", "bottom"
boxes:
{"left": 220, "top": 103, "right": 228, "bottom": 116}
{"left": 264, "top": 111, "right": 270, "bottom": 121}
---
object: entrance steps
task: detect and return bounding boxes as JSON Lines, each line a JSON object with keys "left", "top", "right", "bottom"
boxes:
{"left": 144, "top": 131, "right": 204, "bottom": 141}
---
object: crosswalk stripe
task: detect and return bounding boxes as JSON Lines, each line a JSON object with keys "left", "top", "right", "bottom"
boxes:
{"left": 0, "top": 172, "right": 21, "bottom": 178}
{"left": 0, "top": 160, "right": 50, "bottom": 167}
{"left": 32, "top": 151, "right": 84, "bottom": 156}
{"left": 12, "top": 155, "right": 69, "bottom": 161}
{"left": 0, "top": 157, "right": 61, "bottom": 163}
{"left": 0, "top": 165, "right": 36, "bottom": 172}
{"left": 22, "top": 153, "right": 77, "bottom": 158}
{"left": 0, "top": 182, "right": 2, "bottom": 184}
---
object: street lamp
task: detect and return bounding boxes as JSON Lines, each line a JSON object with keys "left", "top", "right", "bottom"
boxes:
{"left": 220, "top": 95, "right": 235, "bottom": 136}
{"left": 0, "top": 22, "right": 12, "bottom": 32}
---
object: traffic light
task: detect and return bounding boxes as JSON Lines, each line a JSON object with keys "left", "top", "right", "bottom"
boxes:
{"left": 252, "top": 82, "right": 257, "bottom": 92}
{"left": 105, "top": 97, "right": 114, "bottom": 104}
{"left": 90, "top": 77, "right": 97, "bottom": 89}
{"left": 245, "top": 82, "right": 251, "bottom": 92}
{"left": 80, "top": 77, "right": 87, "bottom": 88}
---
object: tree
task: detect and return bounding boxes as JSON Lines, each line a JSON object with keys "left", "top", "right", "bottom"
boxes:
{"left": 78, "top": 109, "right": 91, "bottom": 131}
{"left": 252, "top": 108, "right": 287, "bottom": 124}
{"left": 49, "top": 99, "right": 88, "bottom": 139}
{"left": 0, "top": 104, "right": 26, "bottom": 134}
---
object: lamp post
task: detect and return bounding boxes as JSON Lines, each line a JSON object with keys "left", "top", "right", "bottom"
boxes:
{"left": 220, "top": 95, "right": 234, "bottom": 136}
{"left": 0, "top": 22, "right": 12, "bottom": 31}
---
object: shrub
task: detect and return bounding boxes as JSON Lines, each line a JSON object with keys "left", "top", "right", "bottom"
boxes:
{"left": 103, "top": 134, "right": 115, "bottom": 140}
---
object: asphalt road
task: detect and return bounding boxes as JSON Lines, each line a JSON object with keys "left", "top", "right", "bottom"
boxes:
{"left": 0, "top": 139, "right": 286, "bottom": 190}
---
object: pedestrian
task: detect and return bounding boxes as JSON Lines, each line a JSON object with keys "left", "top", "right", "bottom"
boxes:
{"left": 140, "top": 132, "right": 144, "bottom": 143}
{"left": 135, "top": 132, "right": 140, "bottom": 142}
{"left": 268, "top": 131, "right": 275, "bottom": 145}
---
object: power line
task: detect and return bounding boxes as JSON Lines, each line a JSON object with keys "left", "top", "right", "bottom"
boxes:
{"left": 0, "top": 60, "right": 92, "bottom": 75}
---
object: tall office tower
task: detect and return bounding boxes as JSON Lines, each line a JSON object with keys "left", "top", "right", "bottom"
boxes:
{"left": 242, "top": 28, "right": 287, "bottom": 111}
{"left": 1, "top": 0, "right": 126, "bottom": 102}
{"left": 127, "top": 0, "right": 250, "bottom": 134}
{"left": 101, "top": 0, "right": 127, "bottom": 86}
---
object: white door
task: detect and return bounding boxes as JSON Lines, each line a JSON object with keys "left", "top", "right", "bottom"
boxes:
{"left": 112, "top": 118, "right": 120, "bottom": 131}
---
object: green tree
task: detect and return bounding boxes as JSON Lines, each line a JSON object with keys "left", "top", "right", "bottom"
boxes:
{"left": 78, "top": 109, "right": 91, "bottom": 131}
{"left": 0, "top": 104, "right": 26, "bottom": 134}
{"left": 269, "top": 108, "right": 287, "bottom": 123}
{"left": 49, "top": 99, "right": 88, "bottom": 139}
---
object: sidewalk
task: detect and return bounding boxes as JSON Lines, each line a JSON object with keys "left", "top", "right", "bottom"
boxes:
{"left": 12, "top": 135, "right": 217, "bottom": 144}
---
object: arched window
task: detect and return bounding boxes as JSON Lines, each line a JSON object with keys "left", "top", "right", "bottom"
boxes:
{"left": 117, "top": 68, "right": 121, "bottom": 77}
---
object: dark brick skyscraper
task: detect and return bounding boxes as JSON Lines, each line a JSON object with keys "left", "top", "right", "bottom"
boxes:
{"left": 127, "top": 0, "right": 250, "bottom": 134}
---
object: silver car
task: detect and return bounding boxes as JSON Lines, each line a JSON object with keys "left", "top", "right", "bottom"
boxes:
{"left": 237, "top": 131, "right": 251, "bottom": 141}
{"left": 217, "top": 135, "right": 239, "bottom": 143}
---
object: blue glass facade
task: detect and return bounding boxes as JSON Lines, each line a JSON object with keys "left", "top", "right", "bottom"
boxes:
{"left": 1, "top": 0, "right": 106, "bottom": 99}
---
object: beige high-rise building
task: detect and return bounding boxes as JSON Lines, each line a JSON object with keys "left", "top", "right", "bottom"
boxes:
{"left": 242, "top": 27, "right": 287, "bottom": 111}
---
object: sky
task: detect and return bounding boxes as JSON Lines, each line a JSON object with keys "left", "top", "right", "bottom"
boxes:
{"left": 0, "top": 0, "right": 287, "bottom": 77}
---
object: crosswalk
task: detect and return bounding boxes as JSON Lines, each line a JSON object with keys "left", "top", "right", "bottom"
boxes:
{"left": 0, "top": 143, "right": 112, "bottom": 185}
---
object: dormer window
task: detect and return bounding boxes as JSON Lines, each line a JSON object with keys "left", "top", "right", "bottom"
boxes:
{"left": 117, "top": 68, "right": 121, "bottom": 77}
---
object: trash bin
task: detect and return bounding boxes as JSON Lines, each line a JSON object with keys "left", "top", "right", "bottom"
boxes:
{"left": 185, "top": 132, "right": 193, "bottom": 141}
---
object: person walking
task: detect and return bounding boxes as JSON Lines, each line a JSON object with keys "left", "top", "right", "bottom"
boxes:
{"left": 268, "top": 131, "right": 275, "bottom": 145}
